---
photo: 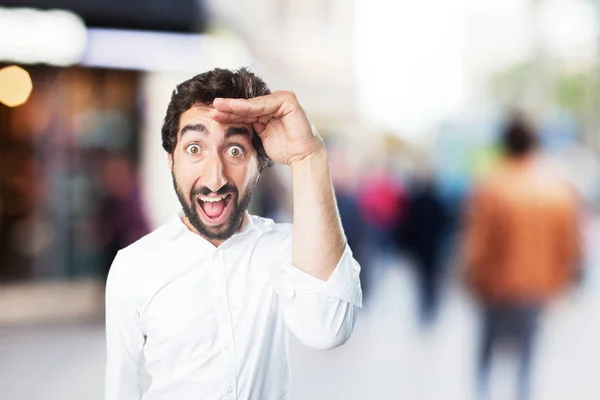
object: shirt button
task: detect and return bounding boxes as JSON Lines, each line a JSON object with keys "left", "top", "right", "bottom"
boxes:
{"left": 226, "top": 387, "right": 233, "bottom": 394}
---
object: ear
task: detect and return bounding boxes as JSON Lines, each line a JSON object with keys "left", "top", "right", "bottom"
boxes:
{"left": 167, "top": 152, "right": 173, "bottom": 168}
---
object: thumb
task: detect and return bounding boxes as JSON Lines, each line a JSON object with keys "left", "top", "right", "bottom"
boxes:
{"left": 253, "top": 122, "right": 266, "bottom": 136}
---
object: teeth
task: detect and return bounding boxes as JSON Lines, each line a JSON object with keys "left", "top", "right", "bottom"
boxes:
{"left": 198, "top": 194, "right": 227, "bottom": 203}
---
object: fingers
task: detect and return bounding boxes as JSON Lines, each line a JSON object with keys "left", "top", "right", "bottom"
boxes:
{"left": 211, "top": 91, "right": 296, "bottom": 120}
{"left": 209, "top": 110, "right": 277, "bottom": 125}
{"left": 212, "top": 97, "right": 269, "bottom": 115}
{"left": 252, "top": 122, "right": 267, "bottom": 135}
{"left": 209, "top": 109, "right": 260, "bottom": 123}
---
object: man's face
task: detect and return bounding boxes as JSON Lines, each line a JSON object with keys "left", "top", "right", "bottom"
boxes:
{"left": 170, "top": 104, "right": 260, "bottom": 244}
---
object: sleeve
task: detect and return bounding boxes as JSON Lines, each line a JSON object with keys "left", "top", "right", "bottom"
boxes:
{"left": 105, "top": 251, "right": 145, "bottom": 400}
{"left": 268, "top": 232, "right": 362, "bottom": 350}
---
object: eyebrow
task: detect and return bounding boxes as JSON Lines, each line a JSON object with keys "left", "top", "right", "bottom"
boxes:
{"left": 225, "top": 126, "right": 251, "bottom": 140}
{"left": 180, "top": 123, "right": 207, "bottom": 137}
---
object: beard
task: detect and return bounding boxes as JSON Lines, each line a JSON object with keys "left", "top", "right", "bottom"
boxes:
{"left": 172, "top": 170, "right": 259, "bottom": 241}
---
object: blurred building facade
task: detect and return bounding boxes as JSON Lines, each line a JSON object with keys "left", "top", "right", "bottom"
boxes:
{"left": 0, "top": 67, "right": 145, "bottom": 282}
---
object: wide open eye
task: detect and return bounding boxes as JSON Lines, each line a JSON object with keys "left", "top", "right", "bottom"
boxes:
{"left": 226, "top": 145, "right": 245, "bottom": 158}
{"left": 185, "top": 144, "right": 201, "bottom": 155}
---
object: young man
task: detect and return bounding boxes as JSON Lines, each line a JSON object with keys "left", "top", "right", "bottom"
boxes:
{"left": 105, "top": 68, "right": 362, "bottom": 400}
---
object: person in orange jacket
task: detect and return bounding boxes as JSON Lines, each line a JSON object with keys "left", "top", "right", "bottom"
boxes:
{"left": 463, "top": 114, "right": 581, "bottom": 400}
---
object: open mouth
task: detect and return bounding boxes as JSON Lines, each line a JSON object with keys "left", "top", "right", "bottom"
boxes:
{"left": 195, "top": 193, "right": 233, "bottom": 225}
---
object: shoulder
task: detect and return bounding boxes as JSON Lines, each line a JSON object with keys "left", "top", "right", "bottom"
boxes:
{"left": 122, "top": 222, "right": 174, "bottom": 257}
{"left": 248, "top": 215, "right": 293, "bottom": 260}
{"left": 248, "top": 214, "right": 293, "bottom": 247}
{"left": 249, "top": 214, "right": 292, "bottom": 235}
{"left": 469, "top": 173, "right": 497, "bottom": 199}
{"left": 108, "top": 220, "right": 176, "bottom": 281}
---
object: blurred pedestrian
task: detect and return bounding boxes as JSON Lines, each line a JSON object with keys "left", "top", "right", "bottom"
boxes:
{"left": 397, "top": 175, "right": 447, "bottom": 327}
{"left": 357, "top": 166, "right": 406, "bottom": 271}
{"left": 463, "top": 114, "right": 581, "bottom": 400}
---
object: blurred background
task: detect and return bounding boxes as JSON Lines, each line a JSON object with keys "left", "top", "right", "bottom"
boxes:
{"left": 1, "top": 0, "right": 600, "bottom": 399}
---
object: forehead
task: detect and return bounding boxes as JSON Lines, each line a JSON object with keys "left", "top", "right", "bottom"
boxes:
{"left": 179, "top": 104, "right": 213, "bottom": 127}
{"left": 178, "top": 104, "right": 253, "bottom": 138}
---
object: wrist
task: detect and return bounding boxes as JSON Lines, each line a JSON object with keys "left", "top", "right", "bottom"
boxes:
{"left": 289, "top": 146, "right": 328, "bottom": 175}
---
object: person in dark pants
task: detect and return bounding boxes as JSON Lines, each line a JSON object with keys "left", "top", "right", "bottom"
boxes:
{"left": 397, "top": 177, "right": 447, "bottom": 327}
{"left": 464, "top": 114, "right": 581, "bottom": 400}
{"left": 478, "top": 305, "right": 540, "bottom": 400}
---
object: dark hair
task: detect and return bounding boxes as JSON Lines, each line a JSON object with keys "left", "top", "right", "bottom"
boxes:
{"left": 161, "top": 67, "right": 273, "bottom": 171}
{"left": 500, "top": 113, "right": 538, "bottom": 157}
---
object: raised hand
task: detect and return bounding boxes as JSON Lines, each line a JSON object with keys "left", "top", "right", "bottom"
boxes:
{"left": 210, "top": 91, "right": 324, "bottom": 165}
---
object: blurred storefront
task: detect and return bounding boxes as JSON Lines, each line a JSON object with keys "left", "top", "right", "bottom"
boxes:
{"left": 0, "top": 66, "right": 144, "bottom": 282}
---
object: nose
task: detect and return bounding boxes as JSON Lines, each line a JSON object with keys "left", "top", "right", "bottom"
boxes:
{"left": 204, "top": 152, "right": 227, "bottom": 193}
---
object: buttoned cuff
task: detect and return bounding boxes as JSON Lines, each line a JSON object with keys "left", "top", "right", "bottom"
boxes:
{"left": 268, "top": 244, "right": 362, "bottom": 307}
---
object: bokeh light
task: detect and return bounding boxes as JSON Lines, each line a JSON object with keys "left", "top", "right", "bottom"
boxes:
{"left": 0, "top": 65, "right": 33, "bottom": 107}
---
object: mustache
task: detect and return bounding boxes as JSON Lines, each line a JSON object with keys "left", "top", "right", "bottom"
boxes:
{"left": 191, "top": 184, "right": 238, "bottom": 197}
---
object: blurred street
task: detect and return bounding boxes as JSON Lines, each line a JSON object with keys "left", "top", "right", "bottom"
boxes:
{"left": 2, "top": 216, "right": 600, "bottom": 400}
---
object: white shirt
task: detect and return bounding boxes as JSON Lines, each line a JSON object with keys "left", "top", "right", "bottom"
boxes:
{"left": 105, "top": 212, "right": 362, "bottom": 400}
